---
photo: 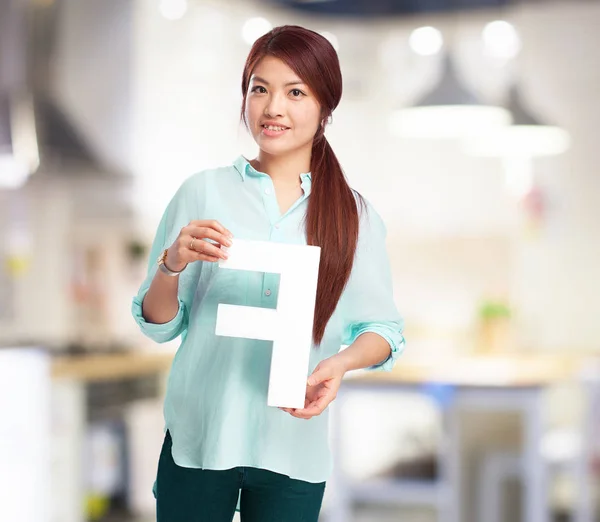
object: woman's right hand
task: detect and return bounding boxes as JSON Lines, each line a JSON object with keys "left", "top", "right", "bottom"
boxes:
{"left": 165, "top": 220, "right": 234, "bottom": 272}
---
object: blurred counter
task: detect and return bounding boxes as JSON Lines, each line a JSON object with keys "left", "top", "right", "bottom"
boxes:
{"left": 51, "top": 351, "right": 175, "bottom": 381}
{"left": 346, "top": 353, "right": 597, "bottom": 387}
{"left": 50, "top": 350, "right": 598, "bottom": 385}
{"left": 48, "top": 350, "right": 598, "bottom": 522}
{"left": 50, "top": 351, "right": 172, "bottom": 522}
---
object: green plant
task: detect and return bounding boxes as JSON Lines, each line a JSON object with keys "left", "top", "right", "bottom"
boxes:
{"left": 126, "top": 239, "right": 148, "bottom": 262}
{"left": 478, "top": 300, "right": 511, "bottom": 320}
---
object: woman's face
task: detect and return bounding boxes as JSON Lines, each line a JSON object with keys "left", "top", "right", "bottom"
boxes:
{"left": 245, "top": 56, "right": 322, "bottom": 157}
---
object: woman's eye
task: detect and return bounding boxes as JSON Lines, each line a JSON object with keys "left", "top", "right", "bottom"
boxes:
{"left": 290, "top": 89, "right": 304, "bottom": 97}
{"left": 252, "top": 86, "right": 267, "bottom": 93}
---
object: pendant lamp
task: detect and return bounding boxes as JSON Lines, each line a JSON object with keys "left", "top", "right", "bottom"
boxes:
{"left": 389, "top": 54, "right": 512, "bottom": 139}
{"left": 464, "top": 84, "right": 571, "bottom": 157}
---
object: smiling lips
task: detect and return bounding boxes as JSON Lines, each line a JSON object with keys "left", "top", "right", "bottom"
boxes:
{"left": 263, "top": 123, "right": 289, "bottom": 131}
{"left": 261, "top": 123, "right": 290, "bottom": 137}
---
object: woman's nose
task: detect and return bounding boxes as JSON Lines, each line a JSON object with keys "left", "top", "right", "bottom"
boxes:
{"left": 265, "top": 93, "right": 285, "bottom": 117}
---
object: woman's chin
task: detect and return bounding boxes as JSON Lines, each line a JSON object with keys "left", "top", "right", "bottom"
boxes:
{"left": 255, "top": 139, "right": 294, "bottom": 156}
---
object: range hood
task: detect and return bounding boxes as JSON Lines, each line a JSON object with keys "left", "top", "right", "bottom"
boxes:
{"left": 0, "top": 0, "right": 109, "bottom": 189}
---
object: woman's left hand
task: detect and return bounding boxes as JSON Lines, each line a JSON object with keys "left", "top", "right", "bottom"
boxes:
{"left": 279, "top": 356, "right": 347, "bottom": 420}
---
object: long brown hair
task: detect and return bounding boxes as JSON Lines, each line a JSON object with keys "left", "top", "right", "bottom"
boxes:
{"left": 241, "top": 25, "right": 365, "bottom": 346}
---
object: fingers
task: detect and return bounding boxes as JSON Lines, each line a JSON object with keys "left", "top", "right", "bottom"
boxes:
{"left": 285, "top": 408, "right": 318, "bottom": 420}
{"left": 174, "top": 220, "right": 234, "bottom": 265}
{"left": 186, "top": 227, "right": 232, "bottom": 250}
{"left": 167, "top": 220, "right": 233, "bottom": 269}
{"left": 278, "top": 406, "right": 309, "bottom": 419}
{"left": 281, "top": 408, "right": 311, "bottom": 419}
{"left": 189, "top": 220, "right": 234, "bottom": 243}
{"left": 184, "top": 221, "right": 232, "bottom": 263}
{"left": 295, "top": 395, "right": 330, "bottom": 417}
{"left": 190, "top": 237, "right": 229, "bottom": 260}
{"left": 278, "top": 382, "right": 337, "bottom": 419}
{"left": 192, "top": 251, "right": 221, "bottom": 263}
{"left": 278, "top": 396, "right": 331, "bottom": 420}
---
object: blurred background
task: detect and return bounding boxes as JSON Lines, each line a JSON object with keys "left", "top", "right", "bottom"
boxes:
{"left": 1, "top": 0, "right": 599, "bottom": 521}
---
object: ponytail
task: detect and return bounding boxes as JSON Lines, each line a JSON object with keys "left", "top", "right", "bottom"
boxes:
{"left": 306, "top": 128, "right": 364, "bottom": 346}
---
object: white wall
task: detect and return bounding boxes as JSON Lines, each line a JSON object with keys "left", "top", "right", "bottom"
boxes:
{"left": 506, "top": 2, "right": 600, "bottom": 351}
{"left": 0, "top": 178, "right": 72, "bottom": 345}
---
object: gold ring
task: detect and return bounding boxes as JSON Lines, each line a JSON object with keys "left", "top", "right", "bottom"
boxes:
{"left": 190, "top": 237, "right": 196, "bottom": 250}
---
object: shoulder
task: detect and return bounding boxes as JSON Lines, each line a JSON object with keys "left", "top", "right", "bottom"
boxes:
{"left": 351, "top": 190, "right": 387, "bottom": 237}
{"left": 172, "top": 162, "right": 241, "bottom": 198}
{"left": 180, "top": 163, "right": 239, "bottom": 189}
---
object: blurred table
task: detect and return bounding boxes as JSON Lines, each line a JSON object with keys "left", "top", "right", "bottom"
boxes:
{"left": 51, "top": 351, "right": 595, "bottom": 522}
{"left": 329, "top": 354, "right": 594, "bottom": 522}
{"left": 51, "top": 350, "right": 175, "bottom": 381}
{"left": 51, "top": 350, "right": 174, "bottom": 522}
{"left": 344, "top": 353, "right": 582, "bottom": 386}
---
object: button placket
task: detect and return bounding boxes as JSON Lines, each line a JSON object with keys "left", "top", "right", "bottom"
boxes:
{"left": 261, "top": 179, "right": 280, "bottom": 226}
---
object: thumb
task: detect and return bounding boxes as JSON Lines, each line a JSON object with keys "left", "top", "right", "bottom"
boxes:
{"left": 307, "top": 366, "right": 330, "bottom": 386}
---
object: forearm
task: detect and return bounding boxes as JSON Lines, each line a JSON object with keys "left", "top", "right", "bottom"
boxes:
{"left": 332, "top": 332, "right": 391, "bottom": 373}
{"left": 141, "top": 270, "right": 181, "bottom": 324}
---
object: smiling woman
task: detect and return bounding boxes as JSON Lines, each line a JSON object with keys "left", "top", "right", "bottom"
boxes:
{"left": 244, "top": 58, "right": 321, "bottom": 148}
{"left": 133, "top": 24, "right": 405, "bottom": 522}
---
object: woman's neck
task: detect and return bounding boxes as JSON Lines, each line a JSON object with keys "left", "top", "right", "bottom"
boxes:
{"left": 251, "top": 148, "right": 311, "bottom": 187}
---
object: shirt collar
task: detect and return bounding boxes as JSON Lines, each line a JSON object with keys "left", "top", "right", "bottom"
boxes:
{"left": 233, "top": 155, "right": 312, "bottom": 188}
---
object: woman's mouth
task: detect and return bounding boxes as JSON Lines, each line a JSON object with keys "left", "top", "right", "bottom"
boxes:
{"left": 261, "top": 124, "right": 290, "bottom": 138}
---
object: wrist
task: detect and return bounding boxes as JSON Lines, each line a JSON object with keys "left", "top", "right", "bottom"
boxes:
{"left": 164, "top": 257, "right": 186, "bottom": 273}
{"left": 158, "top": 248, "right": 186, "bottom": 276}
{"left": 329, "top": 352, "right": 351, "bottom": 375}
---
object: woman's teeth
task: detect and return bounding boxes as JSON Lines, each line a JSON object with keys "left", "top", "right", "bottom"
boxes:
{"left": 263, "top": 125, "right": 287, "bottom": 131}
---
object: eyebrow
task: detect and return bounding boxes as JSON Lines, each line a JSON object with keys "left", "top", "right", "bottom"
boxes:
{"left": 251, "top": 76, "right": 305, "bottom": 87}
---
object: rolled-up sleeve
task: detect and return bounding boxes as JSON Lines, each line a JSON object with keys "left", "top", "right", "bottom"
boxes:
{"left": 131, "top": 291, "right": 187, "bottom": 344}
{"left": 131, "top": 177, "right": 198, "bottom": 343}
{"left": 341, "top": 197, "right": 406, "bottom": 372}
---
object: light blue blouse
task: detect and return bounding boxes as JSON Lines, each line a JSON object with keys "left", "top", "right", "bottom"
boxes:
{"left": 132, "top": 155, "right": 405, "bottom": 491}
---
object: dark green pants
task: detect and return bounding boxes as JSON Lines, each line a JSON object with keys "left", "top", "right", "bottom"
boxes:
{"left": 155, "top": 431, "right": 326, "bottom": 522}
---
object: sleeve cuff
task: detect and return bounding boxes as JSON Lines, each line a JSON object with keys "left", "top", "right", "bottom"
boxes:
{"left": 131, "top": 293, "right": 186, "bottom": 343}
{"left": 349, "top": 322, "right": 406, "bottom": 372}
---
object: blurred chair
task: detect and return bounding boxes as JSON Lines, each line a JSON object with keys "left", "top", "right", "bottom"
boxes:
{"left": 477, "top": 366, "right": 600, "bottom": 522}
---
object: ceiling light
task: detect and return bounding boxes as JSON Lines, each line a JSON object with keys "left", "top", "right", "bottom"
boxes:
{"left": 390, "top": 54, "right": 511, "bottom": 139}
{"left": 464, "top": 84, "right": 570, "bottom": 157}
{"left": 159, "top": 0, "right": 187, "bottom": 21}
{"left": 482, "top": 20, "right": 521, "bottom": 60}
{"left": 409, "top": 26, "right": 443, "bottom": 57}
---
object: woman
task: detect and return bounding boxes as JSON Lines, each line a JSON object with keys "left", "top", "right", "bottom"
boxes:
{"left": 132, "top": 24, "right": 405, "bottom": 522}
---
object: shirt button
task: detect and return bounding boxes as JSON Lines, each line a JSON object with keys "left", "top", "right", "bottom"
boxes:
{"left": 274, "top": 224, "right": 280, "bottom": 229}
{"left": 264, "top": 188, "right": 271, "bottom": 195}
{"left": 265, "top": 289, "right": 272, "bottom": 296}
